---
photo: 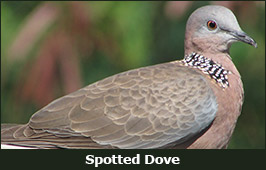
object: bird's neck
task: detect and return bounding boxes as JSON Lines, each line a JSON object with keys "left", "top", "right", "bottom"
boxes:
{"left": 184, "top": 43, "right": 241, "bottom": 80}
{"left": 185, "top": 35, "right": 230, "bottom": 55}
{"left": 182, "top": 52, "right": 231, "bottom": 89}
{"left": 182, "top": 51, "right": 242, "bottom": 90}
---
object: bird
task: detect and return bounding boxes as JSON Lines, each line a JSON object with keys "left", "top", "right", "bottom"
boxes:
{"left": 1, "top": 5, "right": 257, "bottom": 149}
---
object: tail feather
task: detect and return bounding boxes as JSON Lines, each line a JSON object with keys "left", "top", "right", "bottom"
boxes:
{"left": 1, "top": 124, "right": 24, "bottom": 140}
{"left": 1, "top": 124, "right": 114, "bottom": 149}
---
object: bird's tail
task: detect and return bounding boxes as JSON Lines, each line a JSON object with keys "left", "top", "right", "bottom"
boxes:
{"left": 1, "top": 124, "right": 113, "bottom": 149}
{"left": 1, "top": 124, "right": 57, "bottom": 149}
{"left": 1, "top": 124, "right": 23, "bottom": 140}
{"left": 1, "top": 124, "right": 36, "bottom": 149}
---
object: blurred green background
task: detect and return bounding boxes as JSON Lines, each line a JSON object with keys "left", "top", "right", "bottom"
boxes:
{"left": 1, "top": 1, "right": 265, "bottom": 149}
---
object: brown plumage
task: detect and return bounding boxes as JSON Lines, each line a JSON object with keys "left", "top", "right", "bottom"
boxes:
{"left": 1, "top": 5, "right": 257, "bottom": 149}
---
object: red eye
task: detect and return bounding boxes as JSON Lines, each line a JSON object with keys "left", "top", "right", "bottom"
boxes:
{"left": 207, "top": 20, "right": 217, "bottom": 30}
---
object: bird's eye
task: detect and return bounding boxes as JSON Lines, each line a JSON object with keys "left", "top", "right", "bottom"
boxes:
{"left": 207, "top": 20, "right": 217, "bottom": 30}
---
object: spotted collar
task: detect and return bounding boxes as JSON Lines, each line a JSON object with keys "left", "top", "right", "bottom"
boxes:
{"left": 182, "top": 52, "right": 231, "bottom": 88}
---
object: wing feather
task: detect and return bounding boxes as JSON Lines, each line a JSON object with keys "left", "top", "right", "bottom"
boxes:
{"left": 8, "top": 62, "right": 217, "bottom": 149}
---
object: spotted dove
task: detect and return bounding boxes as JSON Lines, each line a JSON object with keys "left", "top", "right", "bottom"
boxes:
{"left": 1, "top": 5, "right": 257, "bottom": 149}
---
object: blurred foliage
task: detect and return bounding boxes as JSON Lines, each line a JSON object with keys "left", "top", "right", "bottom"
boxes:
{"left": 1, "top": 1, "right": 265, "bottom": 149}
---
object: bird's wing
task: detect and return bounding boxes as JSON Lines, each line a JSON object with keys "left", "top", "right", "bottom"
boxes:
{"left": 7, "top": 62, "right": 218, "bottom": 149}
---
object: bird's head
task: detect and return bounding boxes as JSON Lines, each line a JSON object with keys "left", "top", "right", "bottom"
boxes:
{"left": 184, "top": 5, "right": 257, "bottom": 55}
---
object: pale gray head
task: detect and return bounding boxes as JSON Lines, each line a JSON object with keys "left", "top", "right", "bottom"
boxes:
{"left": 185, "top": 5, "right": 257, "bottom": 54}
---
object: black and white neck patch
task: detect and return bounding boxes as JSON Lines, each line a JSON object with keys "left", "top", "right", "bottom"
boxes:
{"left": 182, "top": 52, "right": 231, "bottom": 88}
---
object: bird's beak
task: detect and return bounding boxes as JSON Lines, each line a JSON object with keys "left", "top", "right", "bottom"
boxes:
{"left": 230, "top": 30, "right": 257, "bottom": 48}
